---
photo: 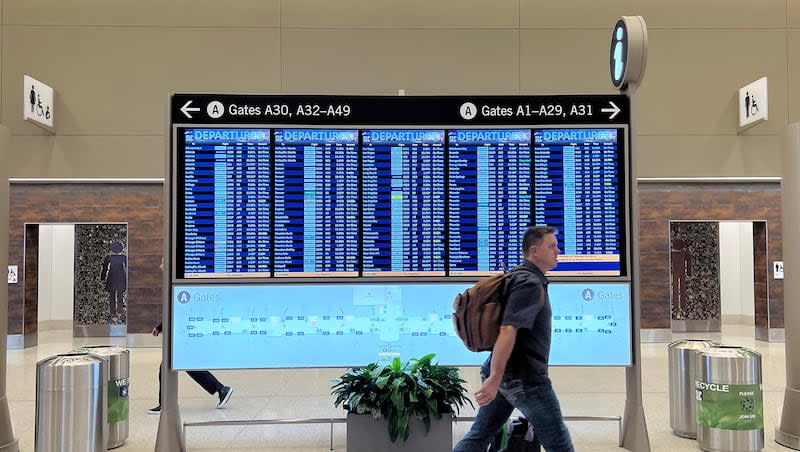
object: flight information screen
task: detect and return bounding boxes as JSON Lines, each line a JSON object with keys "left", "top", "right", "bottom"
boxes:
{"left": 176, "top": 126, "right": 625, "bottom": 278}
{"left": 180, "top": 128, "right": 272, "bottom": 278}
{"left": 447, "top": 129, "right": 532, "bottom": 276}
{"left": 361, "top": 129, "right": 447, "bottom": 276}
{"left": 272, "top": 129, "right": 359, "bottom": 277}
{"left": 533, "top": 129, "right": 623, "bottom": 276}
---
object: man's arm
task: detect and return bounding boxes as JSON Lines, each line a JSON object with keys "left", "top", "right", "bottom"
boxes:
{"left": 474, "top": 325, "right": 517, "bottom": 406}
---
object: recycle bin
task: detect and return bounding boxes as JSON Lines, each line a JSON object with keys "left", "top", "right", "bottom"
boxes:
{"left": 668, "top": 339, "right": 718, "bottom": 438}
{"left": 695, "top": 346, "right": 764, "bottom": 452}
{"left": 83, "top": 345, "right": 130, "bottom": 449}
{"left": 35, "top": 351, "right": 108, "bottom": 452}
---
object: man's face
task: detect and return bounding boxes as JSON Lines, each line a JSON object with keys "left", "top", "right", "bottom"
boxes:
{"left": 528, "top": 233, "right": 560, "bottom": 271}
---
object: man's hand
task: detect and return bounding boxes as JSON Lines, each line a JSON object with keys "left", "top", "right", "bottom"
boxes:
{"left": 474, "top": 375, "right": 501, "bottom": 406}
{"left": 152, "top": 327, "right": 160, "bottom": 337}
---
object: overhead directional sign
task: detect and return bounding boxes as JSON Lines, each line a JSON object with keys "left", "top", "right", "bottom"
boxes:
{"left": 171, "top": 94, "right": 630, "bottom": 125}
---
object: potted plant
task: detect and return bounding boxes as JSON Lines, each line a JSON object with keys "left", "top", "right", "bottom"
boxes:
{"left": 332, "top": 353, "right": 473, "bottom": 451}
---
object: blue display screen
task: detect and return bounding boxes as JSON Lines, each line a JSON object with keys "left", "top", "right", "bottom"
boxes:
{"left": 447, "top": 129, "right": 532, "bottom": 276}
{"left": 361, "top": 129, "right": 447, "bottom": 276}
{"left": 170, "top": 282, "right": 632, "bottom": 369}
{"left": 176, "top": 127, "right": 625, "bottom": 278}
{"left": 272, "top": 129, "right": 359, "bottom": 277}
{"left": 181, "top": 128, "right": 271, "bottom": 277}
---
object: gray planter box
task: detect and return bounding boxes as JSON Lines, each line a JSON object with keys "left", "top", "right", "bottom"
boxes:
{"left": 346, "top": 412, "right": 453, "bottom": 452}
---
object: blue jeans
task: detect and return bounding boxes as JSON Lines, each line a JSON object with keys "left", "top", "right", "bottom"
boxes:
{"left": 453, "top": 377, "right": 574, "bottom": 452}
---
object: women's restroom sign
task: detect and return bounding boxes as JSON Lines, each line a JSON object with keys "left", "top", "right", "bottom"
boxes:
{"left": 774, "top": 261, "right": 784, "bottom": 280}
{"left": 7, "top": 266, "right": 17, "bottom": 284}
{"left": 23, "top": 75, "right": 54, "bottom": 132}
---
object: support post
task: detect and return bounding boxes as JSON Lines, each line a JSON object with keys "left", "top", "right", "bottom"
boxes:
{"left": 776, "top": 123, "right": 800, "bottom": 449}
{"left": 0, "top": 126, "right": 19, "bottom": 451}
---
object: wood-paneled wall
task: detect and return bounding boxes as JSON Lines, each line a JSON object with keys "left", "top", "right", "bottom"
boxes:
{"left": 638, "top": 182, "right": 782, "bottom": 329}
{"left": 7, "top": 183, "right": 163, "bottom": 334}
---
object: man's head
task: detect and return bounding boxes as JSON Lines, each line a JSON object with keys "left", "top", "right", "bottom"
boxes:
{"left": 522, "top": 226, "right": 560, "bottom": 272}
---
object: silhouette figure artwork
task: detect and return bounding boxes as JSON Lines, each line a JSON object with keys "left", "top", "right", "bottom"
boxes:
{"left": 670, "top": 238, "right": 693, "bottom": 318}
{"left": 101, "top": 241, "right": 128, "bottom": 322}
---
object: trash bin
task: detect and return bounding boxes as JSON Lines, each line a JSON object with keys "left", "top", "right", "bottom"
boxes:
{"left": 668, "top": 339, "right": 718, "bottom": 438}
{"left": 83, "top": 345, "right": 130, "bottom": 449}
{"left": 695, "top": 346, "right": 764, "bottom": 452}
{"left": 35, "top": 351, "right": 108, "bottom": 452}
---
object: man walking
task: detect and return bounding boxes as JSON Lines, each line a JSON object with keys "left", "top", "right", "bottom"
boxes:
{"left": 453, "top": 226, "right": 574, "bottom": 451}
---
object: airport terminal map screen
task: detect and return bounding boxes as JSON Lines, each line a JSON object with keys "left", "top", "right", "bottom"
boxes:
{"left": 171, "top": 281, "right": 633, "bottom": 369}
{"left": 176, "top": 126, "right": 625, "bottom": 278}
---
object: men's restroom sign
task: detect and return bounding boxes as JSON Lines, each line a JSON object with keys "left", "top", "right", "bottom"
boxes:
{"left": 738, "top": 77, "right": 768, "bottom": 130}
{"left": 23, "top": 75, "right": 55, "bottom": 132}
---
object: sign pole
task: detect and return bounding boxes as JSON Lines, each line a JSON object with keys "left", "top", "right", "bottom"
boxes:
{"left": 622, "top": 80, "right": 651, "bottom": 451}
{"left": 155, "top": 97, "right": 185, "bottom": 452}
{"left": 610, "top": 15, "right": 651, "bottom": 451}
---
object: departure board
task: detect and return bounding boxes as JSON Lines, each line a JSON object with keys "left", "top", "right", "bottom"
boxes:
{"left": 181, "top": 128, "right": 271, "bottom": 278}
{"left": 533, "top": 129, "right": 623, "bottom": 276}
{"left": 173, "top": 92, "right": 632, "bottom": 279}
{"left": 273, "top": 129, "right": 359, "bottom": 277}
{"left": 447, "top": 129, "right": 532, "bottom": 276}
{"left": 361, "top": 130, "right": 447, "bottom": 276}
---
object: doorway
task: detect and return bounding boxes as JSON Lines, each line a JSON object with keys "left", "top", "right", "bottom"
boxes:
{"left": 669, "top": 221, "right": 763, "bottom": 333}
{"left": 33, "top": 223, "right": 128, "bottom": 338}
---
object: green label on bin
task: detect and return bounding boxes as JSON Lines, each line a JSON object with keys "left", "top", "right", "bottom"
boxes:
{"left": 108, "top": 378, "right": 129, "bottom": 423}
{"left": 695, "top": 381, "right": 762, "bottom": 430}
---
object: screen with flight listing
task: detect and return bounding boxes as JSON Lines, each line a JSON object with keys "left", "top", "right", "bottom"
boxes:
{"left": 176, "top": 126, "right": 624, "bottom": 278}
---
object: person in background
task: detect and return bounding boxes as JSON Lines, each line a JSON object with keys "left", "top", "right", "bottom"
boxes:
{"left": 453, "top": 226, "right": 574, "bottom": 452}
{"left": 148, "top": 257, "right": 233, "bottom": 414}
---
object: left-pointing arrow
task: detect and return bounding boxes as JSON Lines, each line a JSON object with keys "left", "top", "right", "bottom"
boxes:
{"left": 180, "top": 100, "right": 201, "bottom": 119}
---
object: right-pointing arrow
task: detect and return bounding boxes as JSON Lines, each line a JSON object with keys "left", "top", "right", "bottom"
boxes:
{"left": 601, "top": 101, "right": 621, "bottom": 120}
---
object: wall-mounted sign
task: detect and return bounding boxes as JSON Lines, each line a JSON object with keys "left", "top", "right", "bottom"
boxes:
{"left": 774, "top": 261, "right": 784, "bottom": 280}
{"left": 23, "top": 75, "right": 54, "bottom": 132}
{"left": 738, "top": 77, "right": 768, "bottom": 130}
{"left": 7, "top": 265, "right": 18, "bottom": 284}
{"left": 609, "top": 16, "right": 648, "bottom": 90}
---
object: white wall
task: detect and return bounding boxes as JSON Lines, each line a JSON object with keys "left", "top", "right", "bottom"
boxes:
{"left": 718, "top": 222, "right": 755, "bottom": 322}
{"left": 37, "top": 224, "right": 75, "bottom": 326}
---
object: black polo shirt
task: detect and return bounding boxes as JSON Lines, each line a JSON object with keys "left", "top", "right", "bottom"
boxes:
{"left": 496, "top": 260, "right": 551, "bottom": 384}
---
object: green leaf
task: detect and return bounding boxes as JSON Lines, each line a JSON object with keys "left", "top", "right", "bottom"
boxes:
{"left": 331, "top": 354, "right": 471, "bottom": 443}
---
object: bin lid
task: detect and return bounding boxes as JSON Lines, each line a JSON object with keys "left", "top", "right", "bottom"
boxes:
{"left": 668, "top": 339, "right": 718, "bottom": 349}
{"left": 697, "top": 345, "right": 761, "bottom": 359}
{"left": 80, "top": 345, "right": 128, "bottom": 357}
{"left": 37, "top": 351, "right": 105, "bottom": 368}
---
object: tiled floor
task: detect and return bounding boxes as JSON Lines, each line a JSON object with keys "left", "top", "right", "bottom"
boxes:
{"left": 6, "top": 323, "right": 796, "bottom": 451}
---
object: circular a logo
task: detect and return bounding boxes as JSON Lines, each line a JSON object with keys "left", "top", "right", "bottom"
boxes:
{"left": 177, "top": 291, "right": 191, "bottom": 304}
{"left": 459, "top": 102, "right": 477, "bottom": 120}
{"left": 582, "top": 289, "right": 595, "bottom": 301}
{"left": 207, "top": 101, "right": 225, "bottom": 119}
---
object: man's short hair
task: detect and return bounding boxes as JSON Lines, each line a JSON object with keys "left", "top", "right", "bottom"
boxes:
{"left": 522, "top": 226, "right": 559, "bottom": 256}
